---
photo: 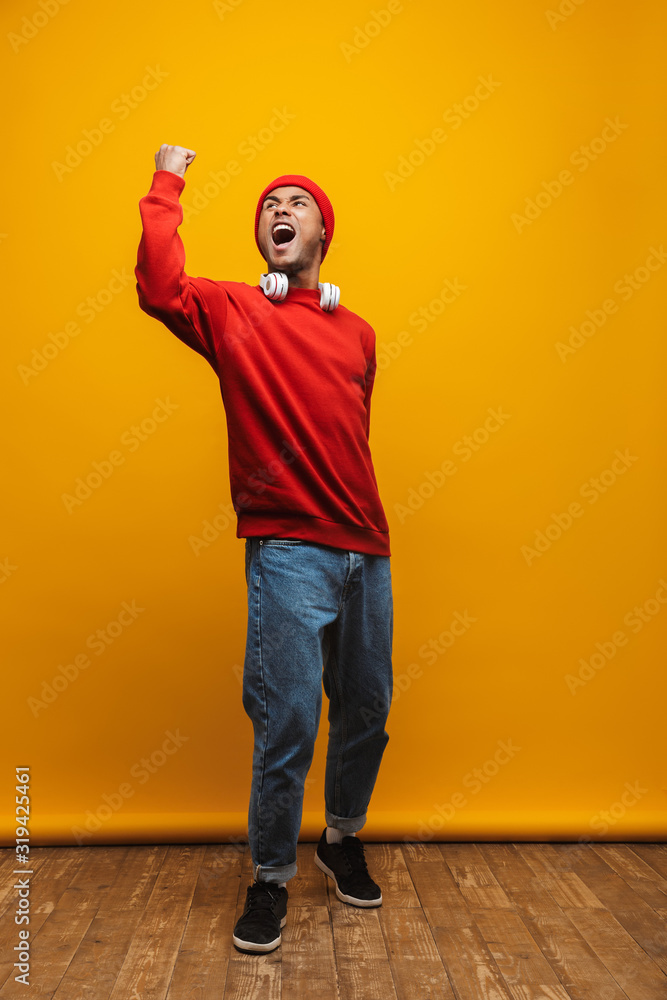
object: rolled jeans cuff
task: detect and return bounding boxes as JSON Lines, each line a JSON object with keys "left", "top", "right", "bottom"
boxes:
{"left": 324, "top": 809, "right": 367, "bottom": 833}
{"left": 253, "top": 860, "right": 298, "bottom": 884}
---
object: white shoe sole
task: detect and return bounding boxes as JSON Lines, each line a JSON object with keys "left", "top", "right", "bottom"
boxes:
{"left": 314, "top": 852, "right": 382, "bottom": 907}
{"left": 232, "top": 914, "right": 287, "bottom": 953}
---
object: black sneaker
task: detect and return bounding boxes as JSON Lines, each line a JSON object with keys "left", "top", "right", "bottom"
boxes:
{"left": 314, "top": 828, "right": 382, "bottom": 907}
{"left": 232, "top": 881, "right": 288, "bottom": 953}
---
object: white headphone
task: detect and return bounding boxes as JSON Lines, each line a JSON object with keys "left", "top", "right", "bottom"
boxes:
{"left": 260, "top": 272, "right": 340, "bottom": 312}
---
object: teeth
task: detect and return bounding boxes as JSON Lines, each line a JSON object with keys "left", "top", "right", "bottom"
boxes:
{"left": 273, "top": 223, "right": 294, "bottom": 233}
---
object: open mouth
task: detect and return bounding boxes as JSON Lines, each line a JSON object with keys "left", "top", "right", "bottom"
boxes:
{"left": 272, "top": 223, "right": 296, "bottom": 247}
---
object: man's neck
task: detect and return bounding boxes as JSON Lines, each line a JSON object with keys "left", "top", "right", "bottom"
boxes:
{"left": 286, "top": 272, "right": 320, "bottom": 290}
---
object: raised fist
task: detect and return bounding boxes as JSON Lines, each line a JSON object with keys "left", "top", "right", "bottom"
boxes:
{"left": 154, "top": 144, "right": 197, "bottom": 177}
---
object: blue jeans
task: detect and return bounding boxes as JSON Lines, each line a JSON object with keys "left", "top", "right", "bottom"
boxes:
{"left": 242, "top": 537, "right": 393, "bottom": 884}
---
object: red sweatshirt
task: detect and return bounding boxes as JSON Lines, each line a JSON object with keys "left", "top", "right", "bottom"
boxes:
{"left": 135, "top": 169, "right": 391, "bottom": 556}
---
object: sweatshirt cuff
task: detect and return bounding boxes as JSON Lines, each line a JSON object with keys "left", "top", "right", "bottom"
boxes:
{"left": 150, "top": 169, "right": 186, "bottom": 196}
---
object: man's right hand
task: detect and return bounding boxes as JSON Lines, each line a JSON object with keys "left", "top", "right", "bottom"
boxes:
{"left": 154, "top": 144, "right": 197, "bottom": 177}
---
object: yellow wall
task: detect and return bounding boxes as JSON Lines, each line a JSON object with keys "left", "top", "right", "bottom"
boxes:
{"left": 2, "top": 0, "right": 665, "bottom": 847}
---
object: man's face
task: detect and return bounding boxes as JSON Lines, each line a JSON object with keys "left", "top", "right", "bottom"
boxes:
{"left": 257, "top": 186, "right": 326, "bottom": 273}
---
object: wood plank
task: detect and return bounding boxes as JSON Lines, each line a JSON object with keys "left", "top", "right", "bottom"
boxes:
{"left": 0, "top": 846, "right": 77, "bottom": 919}
{"left": 293, "top": 841, "right": 331, "bottom": 906}
{"left": 329, "top": 903, "right": 398, "bottom": 1000}
{"left": 539, "top": 873, "right": 606, "bottom": 910}
{"left": 518, "top": 843, "right": 584, "bottom": 876}
{"left": 0, "top": 846, "right": 76, "bottom": 920}
{"left": 439, "top": 843, "right": 514, "bottom": 910}
{"left": 52, "top": 845, "right": 168, "bottom": 1000}
{"left": 623, "top": 844, "right": 667, "bottom": 882}
{"left": 237, "top": 841, "right": 254, "bottom": 883}
{"left": 549, "top": 842, "right": 617, "bottom": 878}
{"left": 0, "top": 902, "right": 97, "bottom": 998}
{"left": 593, "top": 844, "right": 667, "bottom": 883}
{"left": 0, "top": 848, "right": 30, "bottom": 882}
{"left": 363, "top": 843, "right": 421, "bottom": 908}
{"left": 477, "top": 844, "right": 541, "bottom": 891}
{"left": 573, "top": 866, "right": 663, "bottom": 916}
{"left": 402, "top": 857, "right": 474, "bottom": 929}
{"left": 106, "top": 845, "right": 206, "bottom": 1000}
{"left": 3, "top": 839, "right": 666, "bottom": 999}
{"left": 401, "top": 841, "right": 437, "bottom": 864}
{"left": 456, "top": 882, "right": 514, "bottom": 911}
{"left": 0, "top": 847, "right": 87, "bottom": 991}
{"left": 165, "top": 844, "right": 245, "bottom": 1000}
{"left": 49, "top": 844, "right": 132, "bottom": 910}
{"left": 621, "top": 876, "right": 667, "bottom": 915}
{"left": 507, "top": 987, "right": 574, "bottom": 1000}
{"left": 590, "top": 843, "right": 667, "bottom": 918}
{"left": 480, "top": 845, "right": 631, "bottom": 1000}
{"left": 221, "top": 949, "right": 282, "bottom": 1000}
{"left": 470, "top": 908, "right": 570, "bottom": 988}
{"left": 563, "top": 905, "right": 667, "bottom": 1000}
{"left": 510, "top": 910, "right": 630, "bottom": 1000}
{"left": 281, "top": 905, "right": 338, "bottom": 998}
{"left": 430, "top": 922, "right": 515, "bottom": 1000}
{"left": 222, "top": 846, "right": 282, "bottom": 1000}
{"left": 379, "top": 907, "right": 457, "bottom": 999}
{"left": 567, "top": 868, "right": 667, "bottom": 975}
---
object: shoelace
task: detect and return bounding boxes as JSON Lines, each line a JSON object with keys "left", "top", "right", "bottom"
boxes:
{"left": 335, "top": 837, "right": 370, "bottom": 875}
{"left": 246, "top": 882, "right": 282, "bottom": 910}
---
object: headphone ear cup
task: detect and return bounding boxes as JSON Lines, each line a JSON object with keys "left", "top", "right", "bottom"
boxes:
{"left": 260, "top": 272, "right": 289, "bottom": 300}
{"left": 318, "top": 282, "right": 340, "bottom": 312}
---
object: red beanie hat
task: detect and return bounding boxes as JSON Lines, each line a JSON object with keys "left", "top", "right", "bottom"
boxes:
{"left": 255, "top": 174, "right": 335, "bottom": 263}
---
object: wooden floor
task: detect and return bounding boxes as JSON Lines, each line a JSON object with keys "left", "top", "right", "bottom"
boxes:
{"left": 1, "top": 840, "right": 666, "bottom": 999}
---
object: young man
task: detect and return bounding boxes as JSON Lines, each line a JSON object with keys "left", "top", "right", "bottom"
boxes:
{"left": 135, "top": 144, "right": 394, "bottom": 953}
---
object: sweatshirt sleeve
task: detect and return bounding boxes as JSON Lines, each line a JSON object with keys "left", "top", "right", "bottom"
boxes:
{"left": 135, "top": 169, "right": 226, "bottom": 371}
{"left": 363, "top": 341, "right": 378, "bottom": 440}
